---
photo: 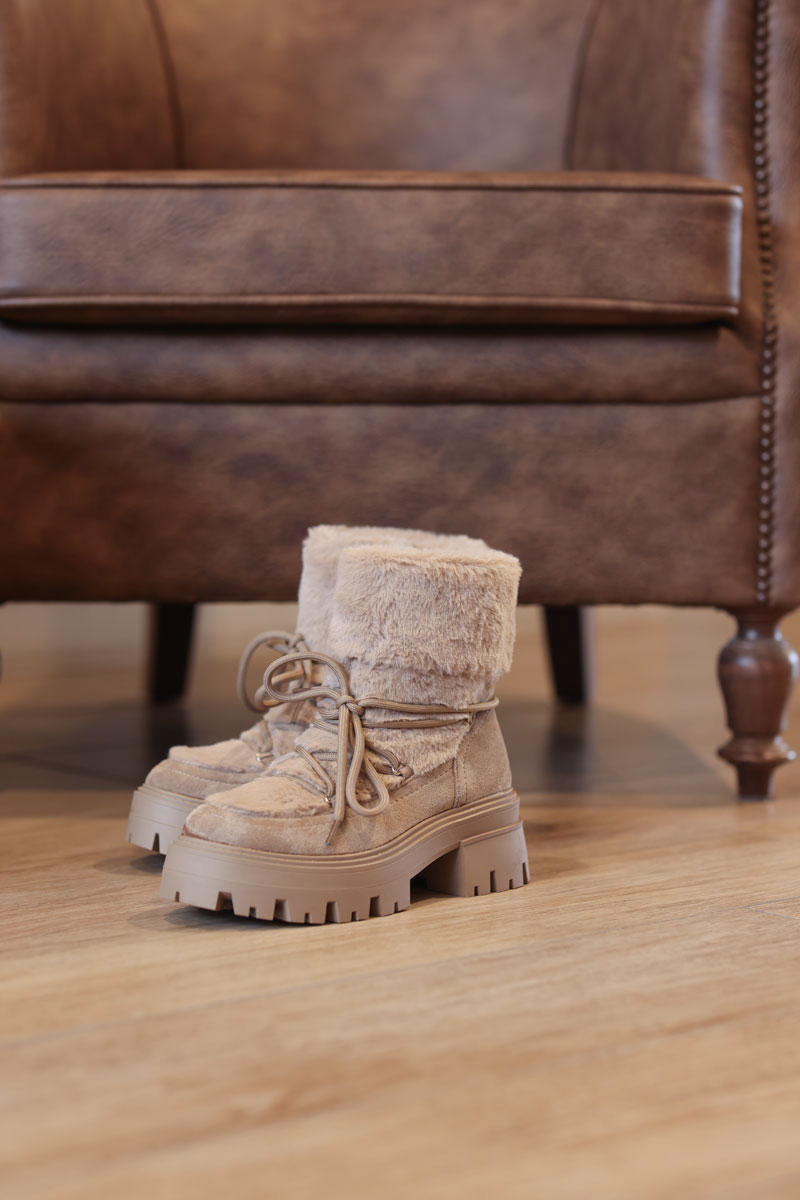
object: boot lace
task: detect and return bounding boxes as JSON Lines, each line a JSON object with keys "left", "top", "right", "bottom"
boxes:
{"left": 261, "top": 649, "right": 499, "bottom": 844}
{"left": 235, "top": 630, "right": 312, "bottom": 713}
{"left": 234, "top": 631, "right": 314, "bottom": 763}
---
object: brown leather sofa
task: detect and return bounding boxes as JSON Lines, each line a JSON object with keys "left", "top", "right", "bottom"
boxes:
{"left": 1, "top": 0, "right": 797, "bottom": 800}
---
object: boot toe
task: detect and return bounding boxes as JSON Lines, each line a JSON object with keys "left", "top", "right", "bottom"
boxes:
{"left": 183, "top": 778, "right": 332, "bottom": 853}
{"left": 145, "top": 751, "right": 265, "bottom": 798}
{"left": 168, "top": 737, "right": 263, "bottom": 772}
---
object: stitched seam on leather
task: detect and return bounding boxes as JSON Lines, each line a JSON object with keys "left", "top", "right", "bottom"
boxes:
{"left": 752, "top": 0, "right": 777, "bottom": 606}
{"left": 563, "top": 0, "right": 605, "bottom": 169}
{"left": 142, "top": 0, "right": 186, "bottom": 168}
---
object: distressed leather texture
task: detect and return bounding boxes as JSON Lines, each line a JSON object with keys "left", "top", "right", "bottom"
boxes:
{"left": 0, "top": 0, "right": 175, "bottom": 176}
{"left": 147, "top": 0, "right": 597, "bottom": 173}
{"left": 0, "top": 0, "right": 797, "bottom": 612}
{"left": 569, "top": 0, "right": 799, "bottom": 608}
{"left": 0, "top": 322, "right": 760, "bottom": 407}
{"left": 0, "top": 171, "right": 742, "bottom": 327}
{"left": 0, "top": 399, "right": 760, "bottom": 607}
{"left": 763, "top": 1, "right": 800, "bottom": 608}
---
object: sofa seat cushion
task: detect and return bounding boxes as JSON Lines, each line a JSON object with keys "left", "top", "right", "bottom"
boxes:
{"left": 0, "top": 170, "right": 742, "bottom": 327}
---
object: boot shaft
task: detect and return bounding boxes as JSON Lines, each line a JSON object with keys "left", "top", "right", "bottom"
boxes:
{"left": 322, "top": 540, "right": 522, "bottom": 780}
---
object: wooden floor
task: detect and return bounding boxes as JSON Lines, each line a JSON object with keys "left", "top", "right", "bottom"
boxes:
{"left": 3, "top": 605, "right": 800, "bottom": 1199}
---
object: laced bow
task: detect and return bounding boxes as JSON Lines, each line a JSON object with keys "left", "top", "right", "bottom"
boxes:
{"left": 261, "top": 649, "right": 499, "bottom": 844}
{"left": 235, "top": 630, "right": 311, "bottom": 713}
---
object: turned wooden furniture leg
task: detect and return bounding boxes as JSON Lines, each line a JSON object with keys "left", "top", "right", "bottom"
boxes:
{"left": 147, "top": 603, "right": 196, "bottom": 704}
{"left": 543, "top": 605, "right": 592, "bottom": 706}
{"left": 717, "top": 609, "right": 799, "bottom": 800}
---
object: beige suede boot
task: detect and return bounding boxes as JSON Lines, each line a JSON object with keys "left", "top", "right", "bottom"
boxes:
{"left": 127, "top": 526, "right": 488, "bottom": 853}
{"left": 160, "top": 541, "right": 529, "bottom": 922}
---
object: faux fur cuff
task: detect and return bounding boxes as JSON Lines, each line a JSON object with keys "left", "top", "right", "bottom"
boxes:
{"left": 328, "top": 542, "right": 521, "bottom": 704}
{"left": 296, "top": 525, "right": 490, "bottom": 652}
{"left": 296, "top": 526, "right": 349, "bottom": 651}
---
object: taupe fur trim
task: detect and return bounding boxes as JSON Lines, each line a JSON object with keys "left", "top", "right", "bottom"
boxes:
{"left": 329, "top": 542, "right": 521, "bottom": 707}
{"left": 296, "top": 525, "right": 490, "bottom": 652}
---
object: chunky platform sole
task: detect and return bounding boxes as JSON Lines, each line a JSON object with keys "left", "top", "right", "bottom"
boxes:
{"left": 126, "top": 785, "right": 198, "bottom": 854}
{"left": 159, "top": 791, "right": 530, "bottom": 924}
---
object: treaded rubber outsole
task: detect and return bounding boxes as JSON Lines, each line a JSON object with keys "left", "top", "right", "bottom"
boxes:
{"left": 126, "top": 785, "right": 199, "bottom": 854}
{"left": 159, "top": 791, "right": 530, "bottom": 924}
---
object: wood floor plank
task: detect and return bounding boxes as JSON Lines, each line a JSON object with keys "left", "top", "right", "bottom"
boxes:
{"left": 3, "top": 794, "right": 800, "bottom": 1038}
{"left": 3, "top": 605, "right": 800, "bottom": 1197}
{"left": 5, "top": 907, "right": 800, "bottom": 1198}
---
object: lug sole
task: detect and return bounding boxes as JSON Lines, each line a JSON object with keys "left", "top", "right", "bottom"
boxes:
{"left": 126, "top": 785, "right": 198, "bottom": 854}
{"left": 159, "top": 791, "right": 530, "bottom": 924}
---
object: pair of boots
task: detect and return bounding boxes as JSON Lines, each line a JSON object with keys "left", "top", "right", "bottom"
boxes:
{"left": 127, "top": 526, "right": 529, "bottom": 924}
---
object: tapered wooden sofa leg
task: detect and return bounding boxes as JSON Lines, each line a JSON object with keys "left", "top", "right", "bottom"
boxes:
{"left": 717, "top": 609, "right": 799, "bottom": 800}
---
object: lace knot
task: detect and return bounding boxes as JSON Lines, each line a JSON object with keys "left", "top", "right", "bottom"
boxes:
{"left": 336, "top": 695, "right": 364, "bottom": 717}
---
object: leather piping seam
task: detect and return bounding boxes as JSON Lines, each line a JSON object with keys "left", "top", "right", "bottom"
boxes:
{"left": 0, "top": 397, "right": 763, "bottom": 414}
{"left": 0, "top": 296, "right": 740, "bottom": 314}
{"left": 0, "top": 181, "right": 743, "bottom": 197}
{"left": 142, "top": 0, "right": 185, "bottom": 168}
{"left": 752, "top": 0, "right": 777, "bottom": 606}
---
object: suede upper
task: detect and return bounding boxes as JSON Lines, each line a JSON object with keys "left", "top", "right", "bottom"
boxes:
{"left": 185, "top": 709, "right": 514, "bottom": 856}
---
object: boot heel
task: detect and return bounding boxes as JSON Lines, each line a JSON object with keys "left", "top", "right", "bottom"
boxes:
{"left": 423, "top": 822, "right": 530, "bottom": 897}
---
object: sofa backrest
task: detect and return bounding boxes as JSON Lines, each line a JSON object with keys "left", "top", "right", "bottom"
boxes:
{"left": 0, "top": 0, "right": 599, "bottom": 174}
{"left": 157, "top": 0, "right": 598, "bottom": 171}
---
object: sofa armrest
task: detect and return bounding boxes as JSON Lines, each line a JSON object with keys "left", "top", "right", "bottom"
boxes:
{"left": 0, "top": 0, "right": 177, "bottom": 175}
{"left": 571, "top": 0, "right": 800, "bottom": 609}
{"left": 568, "top": 0, "right": 755, "bottom": 182}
